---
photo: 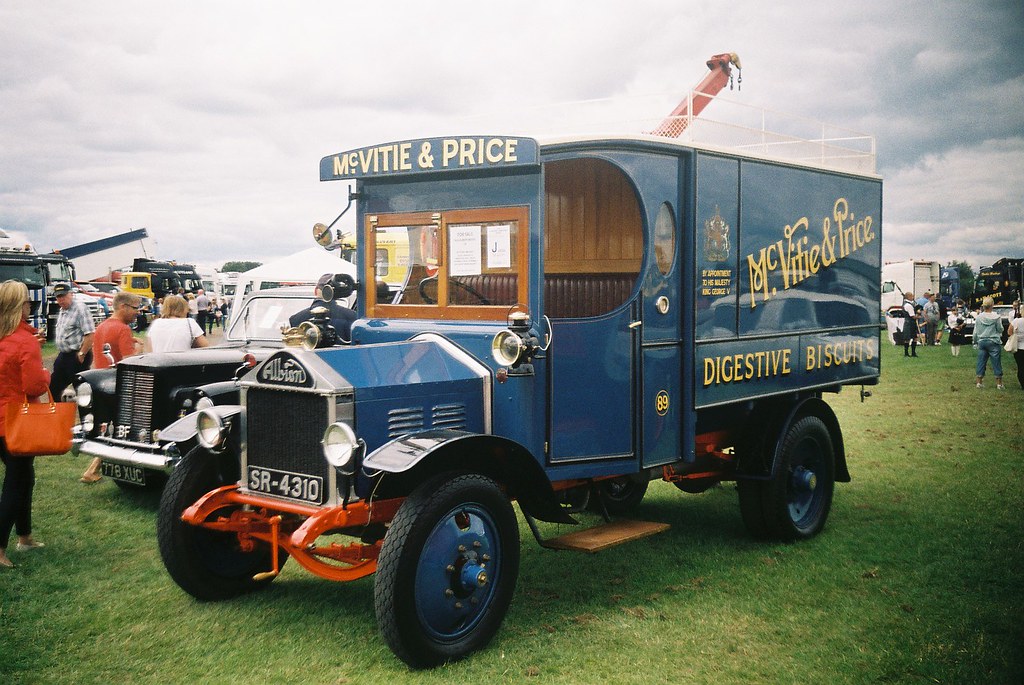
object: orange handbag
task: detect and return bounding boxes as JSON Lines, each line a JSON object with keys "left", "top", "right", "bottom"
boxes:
{"left": 4, "top": 391, "right": 76, "bottom": 457}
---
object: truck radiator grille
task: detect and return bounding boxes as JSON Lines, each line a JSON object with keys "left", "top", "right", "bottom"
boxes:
{"left": 246, "top": 388, "right": 331, "bottom": 499}
{"left": 117, "top": 369, "right": 155, "bottom": 442}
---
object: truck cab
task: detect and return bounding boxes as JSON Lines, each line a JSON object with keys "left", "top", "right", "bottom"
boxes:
{"left": 120, "top": 258, "right": 203, "bottom": 300}
{"left": 157, "top": 133, "right": 881, "bottom": 668}
{"left": 0, "top": 236, "right": 48, "bottom": 335}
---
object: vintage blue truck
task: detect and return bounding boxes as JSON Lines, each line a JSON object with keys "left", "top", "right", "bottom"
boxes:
{"left": 157, "top": 131, "right": 881, "bottom": 667}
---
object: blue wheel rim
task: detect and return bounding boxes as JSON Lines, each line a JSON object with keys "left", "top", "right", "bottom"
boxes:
{"left": 787, "top": 438, "right": 825, "bottom": 528}
{"left": 414, "top": 503, "right": 501, "bottom": 642}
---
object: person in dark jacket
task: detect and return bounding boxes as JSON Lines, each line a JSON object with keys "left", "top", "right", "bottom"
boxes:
{"left": 288, "top": 273, "right": 357, "bottom": 343}
{"left": 901, "top": 292, "right": 919, "bottom": 358}
{"left": 0, "top": 280, "right": 52, "bottom": 568}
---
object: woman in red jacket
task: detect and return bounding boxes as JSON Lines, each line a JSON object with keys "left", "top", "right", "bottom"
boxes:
{"left": 0, "top": 280, "right": 51, "bottom": 568}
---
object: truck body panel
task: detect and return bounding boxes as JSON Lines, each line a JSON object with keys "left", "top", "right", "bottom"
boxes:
{"left": 337, "top": 137, "right": 881, "bottom": 481}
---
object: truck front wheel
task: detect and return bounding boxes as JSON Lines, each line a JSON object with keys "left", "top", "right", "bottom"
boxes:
{"left": 374, "top": 473, "right": 519, "bottom": 668}
{"left": 157, "top": 447, "right": 285, "bottom": 600}
{"left": 738, "top": 415, "right": 835, "bottom": 541}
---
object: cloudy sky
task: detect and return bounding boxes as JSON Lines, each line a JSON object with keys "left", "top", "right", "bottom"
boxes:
{"left": 1, "top": 0, "right": 1022, "bottom": 274}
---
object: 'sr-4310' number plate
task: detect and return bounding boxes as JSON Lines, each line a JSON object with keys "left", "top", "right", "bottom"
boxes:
{"left": 247, "top": 466, "right": 324, "bottom": 504}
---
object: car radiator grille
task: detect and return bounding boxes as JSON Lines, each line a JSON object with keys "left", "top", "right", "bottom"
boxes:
{"left": 117, "top": 368, "right": 155, "bottom": 443}
{"left": 246, "top": 388, "right": 332, "bottom": 496}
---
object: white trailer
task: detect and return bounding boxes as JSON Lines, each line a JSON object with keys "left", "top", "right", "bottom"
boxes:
{"left": 881, "top": 260, "right": 939, "bottom": 312}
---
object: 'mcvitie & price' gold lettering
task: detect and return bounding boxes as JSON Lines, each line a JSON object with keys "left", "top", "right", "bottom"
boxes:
{"left": 332, "top": 138, "right": 519, "bottom": 177}
{"left": 746, "top": 198, "right": 875, "bottom": 308}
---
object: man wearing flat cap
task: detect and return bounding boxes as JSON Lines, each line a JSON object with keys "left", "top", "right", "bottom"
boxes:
{"left": 288, "top": 273, "right": 357, "bottom": 343}
{"left": 49, "top": 282, "right": 95, "bottom": 399}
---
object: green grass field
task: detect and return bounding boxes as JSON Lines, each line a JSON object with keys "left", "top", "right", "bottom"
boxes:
{"left": 2, "top": 336, "right": 1022, "bottom": 684}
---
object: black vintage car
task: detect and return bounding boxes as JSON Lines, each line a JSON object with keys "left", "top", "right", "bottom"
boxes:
{"left": 72, "top": 287, "right": 322, "bottom": 490}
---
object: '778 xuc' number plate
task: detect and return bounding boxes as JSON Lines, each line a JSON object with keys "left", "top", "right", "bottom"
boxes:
{"left": 247, "top": 466, "right": 324, "bottom": 504}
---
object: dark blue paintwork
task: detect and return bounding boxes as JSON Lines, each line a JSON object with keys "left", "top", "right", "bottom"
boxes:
{"left": 318, "top": 135, "right": 881, "bottom": 482}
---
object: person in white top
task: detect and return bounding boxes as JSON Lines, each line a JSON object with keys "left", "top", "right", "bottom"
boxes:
{"left": 1008, "top": 309, "right": 1024, "bottom": 389}
{"left": 144, "top": 295, "right": 209, "bottom": 353}
{"left": 946, "top": 306, "right": 966, "bottom": 357}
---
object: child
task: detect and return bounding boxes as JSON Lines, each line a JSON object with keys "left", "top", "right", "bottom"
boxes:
{"left": 947, "top": 309, "right": 965, "bottom": 357}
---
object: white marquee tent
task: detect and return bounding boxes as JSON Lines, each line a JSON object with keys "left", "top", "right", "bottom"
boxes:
{"left": 230, "top": 246, "right": 357, "bottom": 317}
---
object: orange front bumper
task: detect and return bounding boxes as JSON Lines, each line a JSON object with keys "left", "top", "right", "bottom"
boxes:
{"left": 181, "top": 485, "right": 403, "bottom": 582}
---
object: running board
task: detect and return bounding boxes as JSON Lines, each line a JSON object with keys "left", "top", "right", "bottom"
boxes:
{"left": 541, "top": 520, "right": 670, "bottom": 553}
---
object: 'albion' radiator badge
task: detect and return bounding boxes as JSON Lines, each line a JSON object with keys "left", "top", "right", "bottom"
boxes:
{"left": 257, "top": 352, "right": 313, "bottom": 388}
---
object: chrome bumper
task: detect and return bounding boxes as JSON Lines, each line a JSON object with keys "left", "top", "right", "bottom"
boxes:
{"left": 71, "top": 437, "right": 180, "bottom": 473}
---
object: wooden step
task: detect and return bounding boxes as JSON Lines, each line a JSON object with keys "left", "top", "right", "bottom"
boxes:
{"left": 543, "top": 519, "right": 670, "bottom": 553}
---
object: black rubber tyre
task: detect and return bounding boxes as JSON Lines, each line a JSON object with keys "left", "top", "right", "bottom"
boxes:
{"left": 739, "top": 415, "right": 835, "bottom": 542}
{"left": 157, "top": 447, "right": 284, "bottom": 601}
{"left": 588, "top": 477, "right": 649, "bottom": 515}
{"left": 374, "top": 473, "right": 519, "bottom": 668}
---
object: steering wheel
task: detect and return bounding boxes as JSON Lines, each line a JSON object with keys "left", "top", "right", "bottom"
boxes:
{"left": 417, "top": 277, "right": 492, "bottom": 305}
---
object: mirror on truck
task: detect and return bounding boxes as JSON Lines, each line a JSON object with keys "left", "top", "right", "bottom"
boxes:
{"left": 313, "top": 222, "right": 333, "bottom": 248}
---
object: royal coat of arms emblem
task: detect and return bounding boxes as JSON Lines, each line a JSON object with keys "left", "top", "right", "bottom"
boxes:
{"left": 703, "top": 206, "right": 731, "bottom": 262}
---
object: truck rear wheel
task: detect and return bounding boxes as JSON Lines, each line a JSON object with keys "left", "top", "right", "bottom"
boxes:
{"left": 157, "top": 447, "right": 285, "bottom": 600}
{"left": 374, "top": 473, "right": 519, "bottom": 668}
{"left": 738, "top": 415, "right": 835, "bottom": 541}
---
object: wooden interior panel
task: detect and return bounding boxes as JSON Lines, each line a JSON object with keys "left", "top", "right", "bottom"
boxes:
{"left": 544, "top": 158, "right": 643, "bottom": 274}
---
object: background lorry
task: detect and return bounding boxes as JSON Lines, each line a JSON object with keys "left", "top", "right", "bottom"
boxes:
{"left": 970, "top": 257, "right": 1023, "bottom": 308}
{"left": 120, "top": 257, "right": 203, "bottom": 300}
{"left": 881, "top": 259, "right": 939, "bottom": 313}
{"left": 0, "top": 230, "right": 48, "bottom": 335}
{"left": 939, "top": 265, "right": 962, "bottom": 310}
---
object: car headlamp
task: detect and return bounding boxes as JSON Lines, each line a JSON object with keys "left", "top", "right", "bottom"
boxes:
{"left": 82, "top": 413, "right": 94, "bottom": 434}
{"left": 196, "top": 409, "right": 228, "bottom": 450}
{"left": 196, "top": 396, "right": 215, "bottom": 411}
{"left": 299, "top": 321, "right": 321, "bottom": 350}
{"left": 76, "top": 382, "right": 93, "bottom": 408}
{"left": 321, "top": 422, "right": 358, "bottom": 473}
{"left": 491, "top": 330, "right": 526, "bottom": 367}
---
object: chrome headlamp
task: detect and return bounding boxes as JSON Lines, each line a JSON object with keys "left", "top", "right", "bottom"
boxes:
{"left": 321, "top": 422, "right": 358, "bottom": 474}
{"left": 196, "top": 409, "right": 228, "bottom": 450}
{"left": 491, "top": 330, "right": 527, "bottom": 367}
{"left": 76, "top": 382, "right": 93, "bottom": 408}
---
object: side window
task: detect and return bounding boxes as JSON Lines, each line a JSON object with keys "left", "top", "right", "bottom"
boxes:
{"left": 543, "top": 158, "right": 642, "bottom": 318}
{"left": 654, "top": 202, "right": 676, "bottom": 276}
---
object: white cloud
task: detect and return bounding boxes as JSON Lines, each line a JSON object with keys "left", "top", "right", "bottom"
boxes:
{"left": 0, "top": 0, "right": 1021, "bottom": 273}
